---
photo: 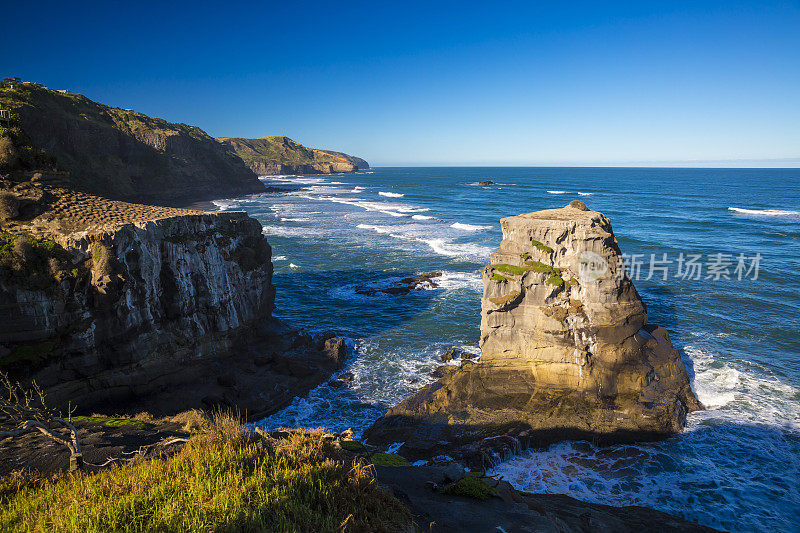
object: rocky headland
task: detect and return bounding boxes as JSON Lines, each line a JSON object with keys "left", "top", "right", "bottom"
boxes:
{"left": 366, "top": 201, "right": 700, "bottom": 466}
{"left": 0, "top": 84, "right": 265, "bottom": 204}
{"left": 0, "top": 181, "right": 347, "bottom": 418}
{"left": 0, "top": 84, "right": 369, "bottom": 206}
{"left": 216, "top": 135, "right": 369, "bottom": 176}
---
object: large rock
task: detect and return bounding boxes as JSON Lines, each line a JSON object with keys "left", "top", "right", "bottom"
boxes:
{"left": 366, "top": 203, "right": 700, "bottom": 465}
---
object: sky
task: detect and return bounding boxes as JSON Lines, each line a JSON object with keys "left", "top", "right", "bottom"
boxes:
{"left": 2, "top": 1, "right": 799, "bottom": 166}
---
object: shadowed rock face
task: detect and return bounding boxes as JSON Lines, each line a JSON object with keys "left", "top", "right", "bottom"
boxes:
{"left": 366, "top": 203, "right": 700, "bottom": 465}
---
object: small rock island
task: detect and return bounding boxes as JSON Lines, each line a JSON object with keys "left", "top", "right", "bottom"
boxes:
{"left": 366, "top": 201, "right": 700, "bottom": 465}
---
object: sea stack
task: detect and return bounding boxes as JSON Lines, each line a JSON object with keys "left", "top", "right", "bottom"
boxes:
{"left": 366, "top": 201, "right": 700, "bottom": 465}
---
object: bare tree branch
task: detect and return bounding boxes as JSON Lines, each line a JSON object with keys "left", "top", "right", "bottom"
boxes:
{"left": 0, "top": 372, "right": 84, "bottom": 471}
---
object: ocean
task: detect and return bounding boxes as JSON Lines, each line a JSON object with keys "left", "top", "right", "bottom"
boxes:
{"left": 213, "top": 167, "right": 800, "bottom": 532}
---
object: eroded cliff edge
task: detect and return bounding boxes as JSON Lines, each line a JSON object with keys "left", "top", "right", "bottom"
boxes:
{"left": 0, "top": 183, "right": 346, "bottom": 417}
{"left": 366, "top": 201, "right": 700, "bottom": 465}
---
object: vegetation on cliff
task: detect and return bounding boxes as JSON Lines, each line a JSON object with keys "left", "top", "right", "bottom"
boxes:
{"left": 0, "top": 416, "right": 410, "bottom": 532}
{"left": 0, "top": 84, "right": 263, "bottom": 203}
{"left": 217, "top": 135, "right": 366, "bottom": 175}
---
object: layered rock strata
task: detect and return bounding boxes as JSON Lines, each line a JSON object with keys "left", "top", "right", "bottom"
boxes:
{"left": 0, "top": 186, "right": 346, "bottom": 416}
{"left": 366, "top": 202, "right": 700, "bottom": 464}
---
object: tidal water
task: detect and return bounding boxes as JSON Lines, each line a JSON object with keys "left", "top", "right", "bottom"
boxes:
{"left": 214, "top": 167, "right": 800, "bottom": 532}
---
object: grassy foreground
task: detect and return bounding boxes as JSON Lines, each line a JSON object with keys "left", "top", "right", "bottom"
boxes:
{"left": 0, "top": 417, "right": 410, "bottom": 532}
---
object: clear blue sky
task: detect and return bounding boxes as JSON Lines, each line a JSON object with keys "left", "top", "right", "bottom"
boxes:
{"left": 3, "top": 1, "right": 799, "bottom": 166}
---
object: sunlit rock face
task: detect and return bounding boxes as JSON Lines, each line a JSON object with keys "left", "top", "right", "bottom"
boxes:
{"left": 366, "top": 202, "right": 700, "bottom": 466}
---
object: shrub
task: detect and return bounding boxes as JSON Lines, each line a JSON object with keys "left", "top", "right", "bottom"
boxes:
{"left": 0, "top": 192, "right": 19, "bottom": 220}
{"left": 0, "top": 137, "right": 18, "bottom": 171}
{"left": 0, "top": 233, "right": 74, "bottom": 288}
{"left": 91, "top": 242, "right": 114, "bottom": 277}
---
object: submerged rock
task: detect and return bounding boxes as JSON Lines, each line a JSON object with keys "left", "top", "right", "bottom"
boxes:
{"left": 477, "top": 180, "right": 495, "bottom": 186}
{"left": 366, "top": 203, "right": 700, "bottom": 463}
{"left": 354, "top": 271, "right": 442, "bottom": 296}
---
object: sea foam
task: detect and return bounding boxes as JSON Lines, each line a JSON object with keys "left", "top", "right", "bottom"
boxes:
{"left": 728, "top": 207, "right": 800, "bottom": 218}
{"left": 450, "top": 222, "right": 492, "bottom": 231}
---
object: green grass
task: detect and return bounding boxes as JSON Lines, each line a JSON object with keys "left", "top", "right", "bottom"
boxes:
{"left": 488, "top": 290, "right": 520, "bottom": 306}
{"left": 492, "top": 263, "right": 530, "bottom": 276}
{"left": 368, "top": 453, "right": 411, "bottom": 467}
{"left": 442, "top": 473, "right": 497, "bottom": 500}
{"left": 0, "top": 420, "right": 410, "bottom": 532}
{"left": 491, "top": 273, "right": 509, "bottom": 282}
{"left": 340, "top": 440, "right": 366, "bottom": 453}
{"left": 493, "top": 261, "right": 561, "bottom": 277}
{"left": 68, "top": 416, "right": 150, "bottom": 430}
{"left": 530, "top": 239, "right": 553, "bottom": 253}
{"left": 546, "top": 274, "right": 565, "bottom": 286}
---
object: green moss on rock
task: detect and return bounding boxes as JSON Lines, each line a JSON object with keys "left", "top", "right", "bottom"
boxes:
{"left": 442, "top": 473, "right": 497, "bottom": 500}
{"left": 340, "top": 440, "right": 366, "bottom": 452}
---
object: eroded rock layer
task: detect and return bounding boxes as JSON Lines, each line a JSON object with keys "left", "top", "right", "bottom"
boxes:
{"left": 366, "top": 202, "right": 700, "bottom": 465}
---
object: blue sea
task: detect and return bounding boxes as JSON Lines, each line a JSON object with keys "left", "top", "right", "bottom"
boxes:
{"left": 214, "top": 167, "right": 800, "bottom": 532}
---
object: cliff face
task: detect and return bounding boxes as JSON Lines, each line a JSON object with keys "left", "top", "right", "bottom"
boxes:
{"left": 0, "top": 200, "right": 274, "bottom": 410}
{"left": 0, "top": 85, "right": 264, "bottom": 203}
{"left": 366, "top": 202, "right": 700, "bottom": 465}
{"left": 217, "top": 135, "right": 366, "bottom": 175}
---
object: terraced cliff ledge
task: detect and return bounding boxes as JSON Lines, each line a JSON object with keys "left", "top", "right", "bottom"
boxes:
{"left": 366, "top": 201, "right": 701, "bottom": 466}
{"left": 0, "top": 183, "right": 346, "bottom": 417}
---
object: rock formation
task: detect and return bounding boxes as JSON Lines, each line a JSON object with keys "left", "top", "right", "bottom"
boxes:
{"left": 217, "top": 135, "right": 367, "bottom": 175}
{"left": 0, "top": 184, "right": 346, "bottom": 417}
{"left": 366, "top": 202, "right": 700, "bottom": 465}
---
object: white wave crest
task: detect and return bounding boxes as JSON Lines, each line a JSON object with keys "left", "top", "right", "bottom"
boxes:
{"left": 412, "top": 214, "right": 434, "bottom": 220}
{"left": 547, "top": 190, "right": 567, "bottom": 194}
{"left": 450, "top": 222, "right": 492, "bottom": 231}
{"left": 212, "top": 199, "right": 240, "bottom": 210}
{"left": 378, "top": 191, "right": 404, "bottom": 198}
{"left": 578, "top": 192, "right": 594, "bottom": 196}
{"left": 728, "top": 207, "right": 800, "bottom": 218}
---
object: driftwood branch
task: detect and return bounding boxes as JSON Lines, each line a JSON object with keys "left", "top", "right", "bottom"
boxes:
{"left": 0, "top": 373, "right": 84, "bottom": 471}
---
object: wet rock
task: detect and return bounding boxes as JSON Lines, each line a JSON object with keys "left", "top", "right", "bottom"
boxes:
{"left": 440, "top": 348, "right": 462, "bottom": 362}
{"left": 337, "top": 372, "right": 354, "bottom": 382}
{"left": 354, "top": 271, "right": 442, "bottom": 296}
{"left": 477, "top": 180, "right": 495, "bottom": 186}
{"left": 322, "top": 337, "right": 347, "bottom": 367}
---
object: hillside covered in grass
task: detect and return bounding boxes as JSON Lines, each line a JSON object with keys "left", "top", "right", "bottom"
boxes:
{"left": 217, "top": 135, "right": 368, "bottom": 175}
{"left": 0, "top": 418, "right": 410, "bottom": 532}
{"left": 0, "top": 84, "right": 264, "bottom": 204}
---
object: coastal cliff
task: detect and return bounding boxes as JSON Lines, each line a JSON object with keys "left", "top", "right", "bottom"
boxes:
{"left": 0, "top": 84, "right": 264, "bottom": 204}
{"left": 217, "top": 135, "right": 368, "bottom": 175}
{"left": 366, "top": 201, "right": 700, "bottom": 465}
{"left": 0, "top": 183, "right": 345, "bottom": 416}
